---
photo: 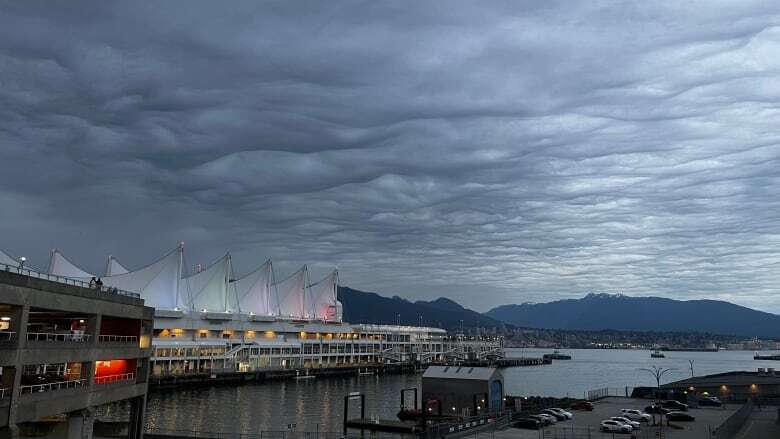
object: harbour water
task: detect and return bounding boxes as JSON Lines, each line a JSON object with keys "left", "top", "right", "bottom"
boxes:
{"left": 139, "top": 348, "right": 773, "bottom": 434}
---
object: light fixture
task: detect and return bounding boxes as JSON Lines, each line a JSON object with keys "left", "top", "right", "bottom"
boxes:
{"left": 0, "top": 317, "right": 10, "bottom": 322}
{"left": 79, "top": 319, "right": 85, "bottom": 324}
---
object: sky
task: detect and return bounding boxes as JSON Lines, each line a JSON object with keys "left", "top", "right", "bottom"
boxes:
{"left": 1, "top": 1, "right": 780, "bottom": 313}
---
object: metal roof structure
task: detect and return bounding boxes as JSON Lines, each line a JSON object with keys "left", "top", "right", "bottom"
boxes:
{"left": 422, "top": 365, "right": 500, "bottom": 381}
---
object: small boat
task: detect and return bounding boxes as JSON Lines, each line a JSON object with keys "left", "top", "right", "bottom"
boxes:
{"left": 754, "top": 352, "right": 780, "bottom": 360}
{"left": 543, "top": 350, "right": 572, "bottom": 360}
{"left": 651, "top": 350, "right": 665, "bottom": 358}
{"left": 294, "top": 370, "right": 315, "bottom": 379}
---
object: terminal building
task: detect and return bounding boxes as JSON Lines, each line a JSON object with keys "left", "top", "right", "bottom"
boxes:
{"left": 0, "top": 262, "right": 153, "bottom": 439}
{"left": 2, "top": 246, "right": 502, "bottom": 383}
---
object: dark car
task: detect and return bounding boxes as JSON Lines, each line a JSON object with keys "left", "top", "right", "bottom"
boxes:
{"left": 661, "top": 400, "right": 689, "bottom": 411}
{"left": 698, "top": 397, "right": 722, "bottom": 407}
{"left": 666, "top": 411, "right": 695, "bottom": 422}
{"left": 528, "top": 415, "right": 553, "bottom": 426}
{"left": 513, "top": 418, "right": 541, "bottom": 430}
{"left": 644, "top": 405, "right": 671, "bottom": 415}
{"left": 571, "top": 401, "right": 594, "bottom": 411}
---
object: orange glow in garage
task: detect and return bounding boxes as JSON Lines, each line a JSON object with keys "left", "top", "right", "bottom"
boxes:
{"left": 95, "top": 359, "right": 135, "bottom": 377}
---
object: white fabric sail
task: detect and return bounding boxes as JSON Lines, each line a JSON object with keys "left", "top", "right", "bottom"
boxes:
{"left": 0, "top": 249, "right": 19, "bottom": 268}
{"left": 100, "top": 246, "right": 183, "bottom": 310}
{"left": 105, "top": 256, "right": 129, "bottom": 276}
{"left": 182, "top": 254, "right": 231, "bottom": 312}
{"left": 308, "top": 270, "right": 339, "bottom": 321}
{"left": 232, "top": 259, "right": 276, "bottom": 316}
{"left": 274, "top": 266, "right": 307, "bottom": 318}
{"left": 48, "top": 249, "right": 94, "bottom": 278}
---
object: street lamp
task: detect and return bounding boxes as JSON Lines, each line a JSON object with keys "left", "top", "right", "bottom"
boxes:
{"left": 18, "top": 257, "right": 26, "bottom": 270}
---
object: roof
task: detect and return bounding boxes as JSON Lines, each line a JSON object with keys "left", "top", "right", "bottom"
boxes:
{"left": 422, "top": 365, "right": 500, "bottom": 381}
{"left": 662, "top": 371, "right": 780, "bottom": 388}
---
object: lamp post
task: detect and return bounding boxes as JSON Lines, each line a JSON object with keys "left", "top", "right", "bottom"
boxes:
{"left": 18, "top": 257, "right": 26, "bottom": 271}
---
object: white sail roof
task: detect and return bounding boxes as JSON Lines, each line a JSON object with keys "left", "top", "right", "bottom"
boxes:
{"left": 100, "top": 246, "right": 183, "bottom": 310}
{"left": 308, "top": 270, "right": 339, "bottom": 321}
{"left": 105, "top": 256, "right": 130, "bottom": 276}
{"left": 0, "top": 249, "right": 19, "bottom": 268}
{"left": 182, "top": 254, "right": 232, "bottom": 312}
{"left": 232, "top": 259, "right": 276, "bottom": 316}
{"left": 274, "top": 266, "right": 308, "bottom": 318}
{"left": 48, "top": 249, "right": 94, "bottom": 278}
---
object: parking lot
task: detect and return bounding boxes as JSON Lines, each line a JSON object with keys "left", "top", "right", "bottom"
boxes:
{"left": 493, "top": 397, "right": 738, "bottom": 439}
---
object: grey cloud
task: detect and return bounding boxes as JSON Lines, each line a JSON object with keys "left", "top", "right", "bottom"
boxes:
{"left": 1, "top": 1, "right": 780, "bottom": 312}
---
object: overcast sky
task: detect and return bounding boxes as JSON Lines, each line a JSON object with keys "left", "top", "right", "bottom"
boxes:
{"left": 2, "top": 1, "right": 780, "bottom": 312}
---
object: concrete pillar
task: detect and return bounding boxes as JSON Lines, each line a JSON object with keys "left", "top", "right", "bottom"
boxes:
{"left": 86, "top": 314, "right": 101, "bottom": 345}
{"left": 127, "top": 395, "right": 146, "bottom": 439}
{"left": 67, "top": 409, "right": 95, "bottom": 439}
{"left": 3, "top": 305, "right": 30, "bottom": 437}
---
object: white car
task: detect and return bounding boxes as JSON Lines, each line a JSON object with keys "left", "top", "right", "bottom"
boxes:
{"left": 601, "top": 420, "right": 632, "bottom": 433}
{"left": 537, "top": 413, "right": 558, "bottom": 424}
{"left": 610, "top": 416, "right": 640, "bottom": 430}
{"left": 620, "top": 409, "right": 652, "bottom": 422}
{"left": 549, "top": 408, "right": 573, "bottom": 419}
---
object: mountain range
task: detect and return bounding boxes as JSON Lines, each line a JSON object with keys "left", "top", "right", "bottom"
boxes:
{"left": 337, "top": 286, "right": 507, "bottom": 331}
{"left": 338, "top": 287, "right": 780, "bottom": 338}
{"left": 486, "top": 293, "right": 780, "bottom": 338}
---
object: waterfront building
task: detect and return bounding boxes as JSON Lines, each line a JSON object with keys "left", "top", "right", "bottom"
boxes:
{"left": 661, "top": 370, "right": 780, "bottom": 401}
{"left": 0, "top": 263, "right": 152, "bottom": 439}
{"left": 3, "top": 247, "right": 503, "bottom": 383}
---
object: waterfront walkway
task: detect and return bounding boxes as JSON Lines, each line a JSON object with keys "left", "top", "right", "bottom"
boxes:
{"left": 733, "top": 408, "right": 780, "bottom": 439}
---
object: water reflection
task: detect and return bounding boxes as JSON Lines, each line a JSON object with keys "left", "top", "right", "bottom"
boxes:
{"left": 145, "top": 374, "right": 421, "bottom": 433}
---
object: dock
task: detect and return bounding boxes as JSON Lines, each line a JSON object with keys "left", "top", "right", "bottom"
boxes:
{"left": 456, "top": 357, "right": 551, "bottom": 367}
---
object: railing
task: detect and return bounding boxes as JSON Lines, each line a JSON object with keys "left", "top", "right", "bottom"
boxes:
{"left": 0, "top": 262, "right": 140, "bottom": 298}
{"left": 94, "top": 372, "right": 135, "bottom": 385}
{"left": 0, "top": 388, "right": 9, "bottom": 399}
{"left": 713, "top": 400, "right": 753, "bottom": 439}
{"left": 586, "top": 387, "right": 631, "bottom": 400}
{"left": 27, "top": 332, "right": 91, "bottom": 342}
{"left": 20, "top": 378, "right": 87, "bottom": 395}
{"left": 145, "top": 428, "right": 400, "bottom": 439}
{"left": 98, "top": 335, "right": 138, "bottom": 343}
{"left": 0, "top": 331, "right": 16, "bottom": 342}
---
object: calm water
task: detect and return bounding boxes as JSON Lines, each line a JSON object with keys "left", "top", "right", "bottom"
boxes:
{"left": 141, "top": 349, "right": 772, "bottom": 433}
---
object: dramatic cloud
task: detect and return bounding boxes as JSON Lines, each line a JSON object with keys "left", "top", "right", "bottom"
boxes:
{"left": 2, "top": 1, "right": 780, "bottom": 312}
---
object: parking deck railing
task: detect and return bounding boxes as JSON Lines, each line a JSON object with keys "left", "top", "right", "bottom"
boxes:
{"left": 27, "top": 332, "right": 91, "bottom": 342}
{"left": 20, "top": 378, "right": 87, "bottom": 395}
{"left": 94, "top": 372, "right": 135, "bottom": 385}
{"left": 0, "top": 332, "right": 16, "bottom": 342}
{"left": 0, "top": 262, "right": 140, "bottom": 298}
{"left": 98, "top": 335, "right": 138, "bottom": 343}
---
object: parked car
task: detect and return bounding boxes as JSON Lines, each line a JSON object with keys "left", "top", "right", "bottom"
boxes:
{"left": 698, "top": 396, "right": 722, "bottom": 407}
{"left": 601, "top": 419, "right": 632, "bottom": 433}
{"left": 549, "top": 408, "right": 573, "bottom": 419}
{"left": 541, "top": 409, "right": 567, "bottom": 421}
{"left": 513, "top": 418, "right": 541, "bottom": 430}
{"left": 644, "top": 405, "right": 671, "bottom": 415}
{"left": 610, "top": 416, "right": 641, "bottom": 430}
{"left": 571, "top": 401, "right": 594, "bottom": 411}
{"left": 661, "top": 400, "right": 689, "bottom": 411}
{"left": 620, "top": 408, "right": 652, "bottom": 422}
{"left": 528, "top": 414, "right": 554, "bottom": 426}
{"left": 666, "top": 411, "right": 695, "bottom": 422}
{"left": 537, "top": 413, "right": 558, "bottom": 424}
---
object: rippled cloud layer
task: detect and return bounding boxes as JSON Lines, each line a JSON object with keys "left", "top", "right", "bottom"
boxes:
{"left": 2, "top": 1, "right": 780, "bottom": 312}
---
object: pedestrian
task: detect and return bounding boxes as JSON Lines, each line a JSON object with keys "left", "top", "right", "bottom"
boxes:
{"left": 89, "top": 276, "right": 96, "bottom": 288}
{"left": 95, "top": 277, "right": 103, "bottom": 289}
